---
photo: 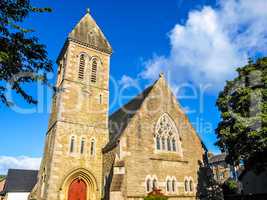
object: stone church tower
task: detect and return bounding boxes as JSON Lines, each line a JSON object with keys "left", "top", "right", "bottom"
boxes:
{"left": 31, "top": 10, "right": 112, "bottom": 200}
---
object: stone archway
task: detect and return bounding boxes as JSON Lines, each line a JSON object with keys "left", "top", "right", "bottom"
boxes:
{"left": 60, "top": 168, "right": 98, "bottom": 200}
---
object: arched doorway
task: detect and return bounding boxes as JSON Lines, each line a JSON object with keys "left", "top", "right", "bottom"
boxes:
{"left": 68, "top": 178, "right": 87, "bottom": 200}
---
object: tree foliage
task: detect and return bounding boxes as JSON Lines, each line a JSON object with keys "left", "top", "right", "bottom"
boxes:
{"left": 216, "top": 57, "right": 267, "bottom": 171}
{"left": 222, "top": 179, "right": 238, "bottom": 195}
{"left": 0, "top": 0, "right": 52, "bottom": 106}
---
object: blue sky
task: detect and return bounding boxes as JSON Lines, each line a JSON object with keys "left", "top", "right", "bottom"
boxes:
{"left": 1, "top": 0, "right": 267, "bottom": 174}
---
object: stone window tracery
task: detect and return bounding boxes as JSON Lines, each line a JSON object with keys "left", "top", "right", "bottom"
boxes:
{"left": 154, "top": 113, "right": 182, "bottom": 154}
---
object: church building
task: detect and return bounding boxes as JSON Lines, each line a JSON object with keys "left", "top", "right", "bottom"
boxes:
{"left": 30, "top": 10, "right": 207, "bottom": 200}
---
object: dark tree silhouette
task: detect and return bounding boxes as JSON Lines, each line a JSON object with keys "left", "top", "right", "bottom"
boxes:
{"left": 0, "top": 0, "right": 52, "bottom": 106}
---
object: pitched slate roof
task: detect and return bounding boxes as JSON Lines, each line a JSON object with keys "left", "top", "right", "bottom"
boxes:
{"left": 3, "top": 169, "right": 38, "bottom": 193}
{"left": 68, "top": 10, "right": 112, "bottom": 54}
{"left": 103, "top": 81, "right": 156, "bottom": 152}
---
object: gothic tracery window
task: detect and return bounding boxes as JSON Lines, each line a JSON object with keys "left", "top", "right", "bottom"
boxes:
{"left": 154, "top": 113, "right": 181, "bottom": 154}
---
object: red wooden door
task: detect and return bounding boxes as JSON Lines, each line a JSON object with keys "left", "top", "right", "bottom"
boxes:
{"left": 68, "top": 179, "right": 87, "bottom": 200}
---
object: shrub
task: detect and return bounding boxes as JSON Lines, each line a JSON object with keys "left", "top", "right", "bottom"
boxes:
{"left": 222, "top": 179, "right": 238, "bottom": 195}
{"left": 144, "top": 188, "right": 168, "bottom": 200}
{"left": 144, "top": 196, "right": 168, "bottom": 200}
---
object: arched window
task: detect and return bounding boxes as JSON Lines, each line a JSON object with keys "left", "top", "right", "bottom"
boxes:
{"left": 172, "top": 179, "right": 176, "bottom": 192}
{"left": 167, "top": 137, "right": 171, "bottom": 151}
{"left": 70, "top": 136, "right": 75, "bottom": 153}
{"left": 189, "top": 180, "right": 193, "bottom": 192}
{"left": 185, "top": 180, "right": 189, "bottom": 192}
{"left": 90, "top": 139, "right": 95, "bottom": 156}
{"left": 78, "top": 54, "right": 85, "bottom": 79}
{"left": 166, "top": 180, "right": 171, "bottom": 192}
{"left": 172, "top": 138, "right": 177, "bottom": 151}
{"left": 91, "top": 59, "right": 97, "bottom": 83}
{"left": 146, "top": 179, "right": 151, "bottom": 192}
{"left": 152, "top": 179, "right": 157, "bottom": 189}
{"left": 80, "top": 138, "right": 85, "bottom": 154}
{"left": 156, "top": 136, "right": 161, "bottom": 150}
{"left": 154, "top": 113, "right": 181, "bottom": 153}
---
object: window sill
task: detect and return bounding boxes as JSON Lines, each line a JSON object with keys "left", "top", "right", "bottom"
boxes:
{"left": 149, "top": 154, "right": 188, "bottom": 163}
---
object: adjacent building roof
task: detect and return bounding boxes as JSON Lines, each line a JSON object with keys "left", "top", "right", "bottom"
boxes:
{"left": 3, "top": 169, "right": 38, "bottom": 193}
{"left": 209, "top": 153, "right": 226, "bottom": 164}
{"left": 68, "top": 10, "right": 112, "bottom": 54}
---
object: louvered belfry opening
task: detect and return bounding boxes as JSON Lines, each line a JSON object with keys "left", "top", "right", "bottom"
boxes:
{"left": 91, "top": 59, "right": 97, "bottom": 83}
{"left": 78, "top": 54, "right": 85, "bottom": 79}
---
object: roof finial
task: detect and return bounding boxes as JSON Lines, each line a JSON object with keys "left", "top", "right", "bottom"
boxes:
{"left": 159, "top": 72, "right": 164, "bottom": 78}
{"left": 86, "top": 8, "right": 90, "bottom": 14}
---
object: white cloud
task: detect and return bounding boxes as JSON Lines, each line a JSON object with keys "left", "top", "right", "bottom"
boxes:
{"left": 119, "top": 75, "right": 139, "bottom": 87}
{"left": 0, "top": 156, "right": 41, "bottom": 174}
{"left": 140, "top": 0, "right": 267, "bottom": 92}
